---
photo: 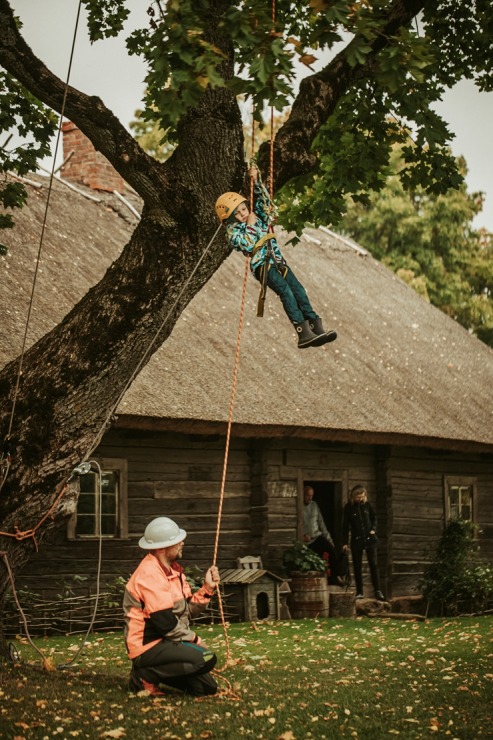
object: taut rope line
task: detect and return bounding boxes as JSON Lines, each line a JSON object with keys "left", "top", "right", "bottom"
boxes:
{"left": 0, "top": 1, "right": 83, "bottom": 495}
{"left": 79, "top": 222, "right": 224, "bottom": 462}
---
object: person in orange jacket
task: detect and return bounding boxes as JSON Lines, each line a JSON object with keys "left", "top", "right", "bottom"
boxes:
{"left": 123, "top": 516, "right": 219, "bottom": 697}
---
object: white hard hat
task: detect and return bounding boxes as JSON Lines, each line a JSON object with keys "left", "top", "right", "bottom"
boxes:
{"left": 138, "top": 517, "right": 187, "bottom": 550}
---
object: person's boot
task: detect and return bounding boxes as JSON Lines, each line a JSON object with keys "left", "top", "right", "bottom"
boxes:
{"left": 141, "top": 679, "right": 167, "bottom": 696}
{"left": 294, "top": 319, "right": 320, "bottom": 348}
{"left": 309, "top": 317, "right": 337, "bottom": 346}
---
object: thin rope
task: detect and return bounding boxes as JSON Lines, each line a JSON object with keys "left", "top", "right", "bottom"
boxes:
{"left": 211, "top": 258, "right": 249, "bottom": 561}
{"left": 211, "top": 256, "right": 249, "bottom": 665}
{"left": 0, "top": 480, "right": 68, "bottom": 547}
{"left": 78, "top": 222, "right": 223, "bottom": 463}
{"left": 58, "top": 461, "right": 104, "bottom": 669}
{"left": 268, "top": 0, "right": 276, "bottom": 207}
{"left": 1, "top": 551, "right": 55, "bottom": 670}
{"left": 212, "top": 0, "right": 278, "bottom": 662}
{"left": 0, "top": 1, "right": 83, "bottom": 494}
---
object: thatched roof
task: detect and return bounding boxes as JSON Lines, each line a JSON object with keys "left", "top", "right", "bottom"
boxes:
{"left": 2, "top": 174, "right": 493, "bottom": 452}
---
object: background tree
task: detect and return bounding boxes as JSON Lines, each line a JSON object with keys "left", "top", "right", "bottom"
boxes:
{"left": 0, "top": 0, "right": 492, "bottom": 647}
{"left": 337, "top": 147, "right": 493, "bottom": 346}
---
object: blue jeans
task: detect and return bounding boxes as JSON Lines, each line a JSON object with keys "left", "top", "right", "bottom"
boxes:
{"left": 263, "top": 264, "right": 318, "bottom": 324}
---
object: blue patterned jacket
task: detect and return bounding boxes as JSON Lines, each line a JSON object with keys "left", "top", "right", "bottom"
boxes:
{"left": 225, "top": 182, "right": 285, "bottom": 274}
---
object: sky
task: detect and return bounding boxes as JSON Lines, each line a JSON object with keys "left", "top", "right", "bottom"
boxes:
{"left": 7, "top": 0, "right": 493, "bottom": 230}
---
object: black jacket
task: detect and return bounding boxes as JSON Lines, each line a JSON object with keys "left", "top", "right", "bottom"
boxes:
{"left": 342, "top": 501, "right": 377, "bottom": 549}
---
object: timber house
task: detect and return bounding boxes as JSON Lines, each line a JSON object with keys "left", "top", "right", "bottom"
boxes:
{"left": 1, "top": 139, "right": 493, "bottom": 607}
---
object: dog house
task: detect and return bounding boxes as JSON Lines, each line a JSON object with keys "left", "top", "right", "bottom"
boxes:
{"left": 218, "top": 567, "right": 287, "bottom": 622}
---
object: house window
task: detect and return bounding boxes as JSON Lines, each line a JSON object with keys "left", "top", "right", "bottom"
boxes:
{"left": 68, "top": 458, "right": 128, "bottom": 539}
{"left": 445, "top": 477, "right": 476, "bottom": 523}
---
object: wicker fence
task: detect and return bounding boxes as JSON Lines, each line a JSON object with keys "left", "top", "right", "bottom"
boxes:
{"left": 4, "top": 587, "right": 232, "bottom": 638}
{"left": 4, "top": 590, "right": 125, "bottom": 638}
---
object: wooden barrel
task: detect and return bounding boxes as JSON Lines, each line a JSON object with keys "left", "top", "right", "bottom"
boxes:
{"left": 289, "top": 573, "right": 329, "bottom": 618}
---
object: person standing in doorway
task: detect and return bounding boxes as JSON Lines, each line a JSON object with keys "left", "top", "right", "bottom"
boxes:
{"left": 342, "top": 485, "right": 385, "bottom": 601}
{"left": 303, "top": 485, "right": 342, "bottom": 585}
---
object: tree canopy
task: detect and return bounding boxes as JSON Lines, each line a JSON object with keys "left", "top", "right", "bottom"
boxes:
{"left": 339, "top": 148, "right": 493, "bottom": 346}
{"left": 0, "top": 0, "right": 492, "bottom": 643}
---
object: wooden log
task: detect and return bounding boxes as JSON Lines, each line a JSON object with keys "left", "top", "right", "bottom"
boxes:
{"left": 328, "top": 589, "right": 356, "bottom": 618}
{"left": 367, "top": 611, "right": 426, "bottom": 621}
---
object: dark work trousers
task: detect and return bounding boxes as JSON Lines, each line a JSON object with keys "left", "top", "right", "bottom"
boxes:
{"left": 262, "top": 265, "right": 318, "bottom": 325}
{"left": 351, "top": 542, "right": 381, "bottom": 596}
{"left": 133, "top": 639, "right": 217, "bottom": 696}
{"left": 308, "top": 535, "right": 339, "bottom": 584}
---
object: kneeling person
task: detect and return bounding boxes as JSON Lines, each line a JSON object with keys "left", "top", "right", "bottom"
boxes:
{"left": 124, "top": 516, "right": 219, "bottom": 697}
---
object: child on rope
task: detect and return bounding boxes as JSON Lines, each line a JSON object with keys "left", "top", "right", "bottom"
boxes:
{"left": 215, "top": 165, "right": 337, "bottom": 349}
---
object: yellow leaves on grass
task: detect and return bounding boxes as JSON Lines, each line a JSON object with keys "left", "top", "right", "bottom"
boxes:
{"left": 101, "top": 729, "right": 126, "bottom": 739}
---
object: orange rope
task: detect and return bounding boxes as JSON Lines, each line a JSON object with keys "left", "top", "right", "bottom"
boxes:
{"left": 269, "top": 0, "right": 276, "bottom": 206}
{"left": 0, "top": 480, "right": 68, "bottom": 550}
{"left": 0, "top": 550, "right": 54, "bottom": 670}
{"left": 212, "top": 255, "right": 249, "bottom": 665}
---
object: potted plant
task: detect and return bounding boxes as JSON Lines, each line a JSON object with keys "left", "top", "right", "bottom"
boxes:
{"left": 282, "top": 541, "right": 329, "bottom": 618}
{"left": 282, "top": 540, "right": 326, "bottom": 575}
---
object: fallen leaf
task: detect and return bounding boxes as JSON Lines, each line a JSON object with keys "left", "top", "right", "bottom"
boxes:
{"left": 101, "top": 729, "right": 126, "bottom": 738}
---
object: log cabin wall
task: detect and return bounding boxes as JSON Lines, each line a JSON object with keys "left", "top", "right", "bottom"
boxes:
{"left": 259, "top": 439, "right": 378, "bottom": 574}
{"left": 13, "top": 428, "right": 493, "bottom": 604}
{"left": 388, "top": 446, "right": 493, "bottom": 595}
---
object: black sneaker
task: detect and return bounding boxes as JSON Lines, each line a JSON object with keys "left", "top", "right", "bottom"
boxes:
{"left": 375, "top": 591, "right": 385, "bottom": 602}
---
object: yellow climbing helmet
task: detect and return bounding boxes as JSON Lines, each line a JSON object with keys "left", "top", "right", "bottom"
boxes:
{"left": 215, "top": 191, "right": 247, "bottom": 222}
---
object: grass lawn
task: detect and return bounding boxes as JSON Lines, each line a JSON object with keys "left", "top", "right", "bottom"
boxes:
{"left": 0, "top": 616, "right": 492, "bottom": 739}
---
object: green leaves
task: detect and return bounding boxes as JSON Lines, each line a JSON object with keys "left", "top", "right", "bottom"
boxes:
{"left": 421, "top": 520, "right": 493, "bottom": 615}
{"left": 0, "top": 72, "right": 56, "bottom": 239}
{"left": 126, "top": 0, "right": 230, "bottom": 136}
{"left": 81, "top": 0, "right": 130, "bottom": 41}
{"left": 282, "top": 540, "right": 327, "bottom": 574}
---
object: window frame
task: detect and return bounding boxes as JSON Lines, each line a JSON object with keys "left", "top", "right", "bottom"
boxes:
{"left": 444, "top": 476, "right": 477, "bottom": 525}
{"left": 68, "top": 457, "right": 128, "bottom": 540}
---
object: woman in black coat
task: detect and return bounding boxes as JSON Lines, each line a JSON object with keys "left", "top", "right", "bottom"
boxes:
{"left": 342, "top": 485, "right": 385, "bottom": 601}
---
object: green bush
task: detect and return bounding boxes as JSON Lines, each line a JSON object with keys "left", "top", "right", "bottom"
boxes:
{"left": 421, "top": 519, "right": 493, "bottom": 616}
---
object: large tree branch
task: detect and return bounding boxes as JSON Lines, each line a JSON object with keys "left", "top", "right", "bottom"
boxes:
{"left": 0, "top": 0, "right": 169, "bottom": 201}
{"left": 260, "top": 0, "right": 428, "bottom": 189}
{"left": 0, "top": 0, "right": 246, "bottom": 222}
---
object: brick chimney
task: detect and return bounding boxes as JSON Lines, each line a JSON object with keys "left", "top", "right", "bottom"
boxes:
{"left": 61, "top": 121, "right": 126, "bottom": 194}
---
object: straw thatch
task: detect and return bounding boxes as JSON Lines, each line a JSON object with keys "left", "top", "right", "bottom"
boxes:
{"left": 2, "top": 174, "right": 493, "bottom": 453}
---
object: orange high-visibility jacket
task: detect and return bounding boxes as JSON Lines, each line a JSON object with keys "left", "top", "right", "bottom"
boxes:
{"left": 123, "top": 553, "right": 213, "bottom": 659}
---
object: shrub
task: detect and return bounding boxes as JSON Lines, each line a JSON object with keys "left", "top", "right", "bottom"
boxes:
{"left": 421, "top": 519, "right": 493, "bottom": 616}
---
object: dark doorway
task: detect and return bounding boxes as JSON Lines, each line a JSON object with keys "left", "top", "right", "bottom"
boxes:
{"left": 256, "top": 591, "right": 270, "bottom": 620}
{"left": 304, "top": 480, "right": 343, "bottom": 550}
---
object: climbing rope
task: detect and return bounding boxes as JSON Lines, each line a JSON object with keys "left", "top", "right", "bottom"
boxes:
{"left": 0, "top": 1, "right": 83, "bottom": 495}
{"left": 78, "top": 221, "right": 224, "bottom": 463}
{"left": 211, "top": 255, "right": 250, "bottom": 667}
{"left": 211, "top": 0, "right": 281, "bottom": 670}
{"left": 1, "top": 462, "right": 105, "bottom": 671}
{"left": 3, "top": 0, "right": 283, "bottom": 691}
{"left": 57, "top": 461, "right": 105, "bottom": 669}
{"left": 1, "top": 550, "right": 56, "bottom": 671}
{"left": 0, "top": 479, "right": 68, "bottom": 549}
